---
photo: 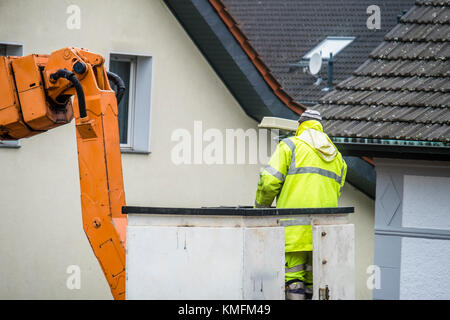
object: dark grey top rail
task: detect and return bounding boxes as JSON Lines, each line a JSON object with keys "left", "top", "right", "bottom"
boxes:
{"left": 122, "top": 206, "right": 354, "bottom": 217}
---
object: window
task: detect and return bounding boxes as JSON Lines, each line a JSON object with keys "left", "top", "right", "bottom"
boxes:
{"left": 109, "top": 53, "right": 152, "bottom": 153}
{"left": 0, "top": 43, "right": 23, "bottom": 56}
{"left": 110, "top": 55, "right": 136, "bottom": 147}
{"left": 303, "top": 36, "right": 355, "bottom": 60}
{"left": 0, "top": 42, "right": 23, "bottom": 149}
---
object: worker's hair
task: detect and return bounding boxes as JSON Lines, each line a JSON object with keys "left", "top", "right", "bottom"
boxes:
{"left": 298, "top": 109, "right": 322, "bottom": 124}
{"left": 298, "top": 117, "right": 322, "bottom": 124}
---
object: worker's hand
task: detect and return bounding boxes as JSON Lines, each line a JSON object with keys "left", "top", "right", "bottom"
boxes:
{"left": 254, "top": 201, "right": 270, "bottom": 208}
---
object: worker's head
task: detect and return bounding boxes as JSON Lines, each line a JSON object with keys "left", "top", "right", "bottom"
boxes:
{"left": 296, "top": 109, "right": 323, "bottom": 136}
{"left": 298, "top": 109, "right": 322, "bottom": 124}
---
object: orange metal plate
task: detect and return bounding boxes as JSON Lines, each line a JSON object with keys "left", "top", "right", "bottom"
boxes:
{"left": 0, "top": 56, "right": 36, "bottom": 140}
{"left": 11, "top": 54, "right": 73, "bottom": 131}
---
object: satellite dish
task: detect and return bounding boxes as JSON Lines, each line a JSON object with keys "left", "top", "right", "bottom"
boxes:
{"left": 309, "top": 52, "right": 322, "bottom": 75}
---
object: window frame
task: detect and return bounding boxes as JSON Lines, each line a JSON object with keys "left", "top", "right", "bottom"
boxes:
{"left": 108, "top": 52, "right": 153, "bottom": 154}
{"left": 303, "top": 36, "right": 356, "bottom": 60}
{"left": 0, "top": 41, "right": 24, "bottom": 149}
{"left": 109, "top": 54, "right": 137, "bottom": 149}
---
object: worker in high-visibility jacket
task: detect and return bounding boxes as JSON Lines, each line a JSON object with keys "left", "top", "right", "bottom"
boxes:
{"left": 254, "top": 109, "right": 347, "bottom": 300}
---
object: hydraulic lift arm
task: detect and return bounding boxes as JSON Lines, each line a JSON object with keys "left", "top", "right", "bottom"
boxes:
{"left": 0, "top": 47, "right": 127, "bottom": 300}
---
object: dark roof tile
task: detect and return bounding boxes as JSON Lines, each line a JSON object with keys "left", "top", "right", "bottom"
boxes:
{"left": 384, "top": 23, "right": 412, "bottom": 41}
{"left": 427, "top": 92, "right": 450, "bottom": 106}
{"left": 412, "top": 91, "right": 437, "bottom": 105}
{"left": 342, "top": 105, "right": 372, "bottom": 119}
{"left": 398, "top": 122, "right": 426, "bottom": 140}
{"left": 390, "top": 42, "right": 429, "bottom": 59}
{"left": 428, "top": 24, "right": 450, "bottom": 40}
{"left": 360, "top": 106, "right": 395, "bottom": 121}
{"left": 370, "top": 41, "right": 400, "bottom": 59}
{"left": 339, "top": 90, "right": 375, "bottom": 105}
{"left": 396, "top": 60, "right": 427, "bottom": 75}
{"left": 360, "top": 91, "right": 393, "bottom": 105}
{"left": 401, "top": 5, "right": 450, "bottom": 24}
{"left": 407, "top": 76, "right": 436, "bottom": 91}
{"left": 336, "top": 76, "right": 359, "bottom": 90}
{"left": 415, "top": 1, "right": 450, "bottom": 6}
{"left": 316, "top": 0, "right": 449, "bottom": 144}
{"left": 425, "top": 106, "right": 450, "bottom": 122}
{"left": 375, "top": 77, "right": 409, "bottom": 90}
{"left": 415, "top": 123, "right": 445, "bottom": 140}
{"left": 377, "top": 90, "right": 413, "bottom": 105}
{"left": 222, "top": 0, "right": 416, "bottom": 104}
{"left": 372, "top": 41, "right": 450, "bottom": 61}
{"left": 390, "top": 106, "right": 423, "bottom": 121}
{"left": 361, "top": 105, "right": 394, "bottom": 120}
{"left": 385, "top": 23, "right": 450, "bottom": 41}
{"left": 426, "top": 125, "right": 449, "bottom": 141}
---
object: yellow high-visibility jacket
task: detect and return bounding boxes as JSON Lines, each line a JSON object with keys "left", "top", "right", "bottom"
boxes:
{"left": 255, "top": 120, "right": 347, "bottom": 252}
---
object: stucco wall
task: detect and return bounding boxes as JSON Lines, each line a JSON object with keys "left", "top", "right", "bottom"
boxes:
{"left": 339, "top": 183, "right": 375, "bottom": 300}
{"left": 0, "top": 0, "right": 373, "bottom": 299}
{"left": 400, "top": 237, "right": 450, "bottom": 299}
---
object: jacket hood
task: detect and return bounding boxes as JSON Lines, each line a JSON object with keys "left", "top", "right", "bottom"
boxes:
{"left": 295, "top": 120, "right": 337, "bottom": 162}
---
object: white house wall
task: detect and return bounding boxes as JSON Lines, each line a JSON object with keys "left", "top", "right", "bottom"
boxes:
{"left": 373, "top": 158, "right": 450, "bottom": 300}
{"left": 339, "top": 183, "right": 375, "bottom": 300}
{"left": 400, "top": 237, "right": 450, "bottom": 300}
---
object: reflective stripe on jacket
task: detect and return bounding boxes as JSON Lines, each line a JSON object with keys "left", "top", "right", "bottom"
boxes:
{"left": 255, "top": 120, "right": 347, "bottom": 252}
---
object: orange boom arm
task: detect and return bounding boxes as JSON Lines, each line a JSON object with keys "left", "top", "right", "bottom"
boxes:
{"left": 0, "top": 47, "right": 127, "bottom": 300}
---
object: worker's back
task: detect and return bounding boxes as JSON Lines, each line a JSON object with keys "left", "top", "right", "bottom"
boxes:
{"left": 276, "top": 120, "right": 347, "bottom": 209}
{"left": 254, "top": 112, "right": 348, "bottom": 300}
{"left": 277, "top": 120, "right": 347, "bottom": 253}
